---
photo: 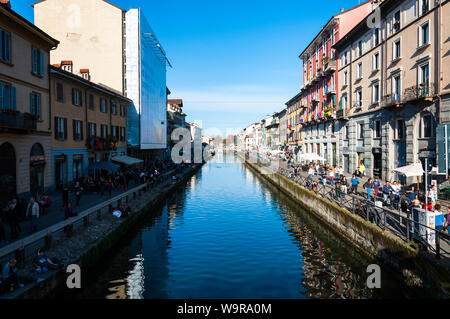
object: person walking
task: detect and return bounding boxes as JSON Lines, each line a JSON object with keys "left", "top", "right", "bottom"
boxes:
{"left": 350, "top": 174, "right": 359, "bottom": 195}
{"left": 62, "top": 185, "right": 69, "bottom": 208}
{"left": 382, "top": 181, "right": 393, "bottom": 205}
{"left": 364, "top": 178, "right": 373, "bottom": 201}
{"left": 26, "top": 197, "right": 39, "bottom": 233}
{"left": 329, "top": 166, "right": 335, "bottom": 186}
{"left": 372, "top": 177, "right": 381, "bottom": 200}
{"left": 73, "top": 181, "right": 82, "bottom": 207}
{"left": 6, "top": 199, "right": 21, "bottom": 240}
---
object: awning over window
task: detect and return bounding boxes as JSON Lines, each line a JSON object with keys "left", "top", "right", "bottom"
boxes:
{"left": 111, "top": 155, "right": 143, "bottom": 166}
{"left": 87, "top": 161, "right": 120, "bottom": 173}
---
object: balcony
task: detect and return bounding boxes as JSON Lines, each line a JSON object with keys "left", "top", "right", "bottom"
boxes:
{"left": 325, "top": 86, "right": 336, "bottom": 96}
{"left": 310, "top": 96, "right": 320, "bottom": 103}
{"left": 380, "top": 93, "right": 403, "bottom": 109}
{"left": 403, "top": 83, "right": 435, "bottom": 103}
{"left": 324, "top": 60, "right": 336, "bottom": 73}
{"left": 0, "top": 110, "right": 37, "bottom": 133}
{"left": 335, "top": 109, "right": 348, "bottom": 120}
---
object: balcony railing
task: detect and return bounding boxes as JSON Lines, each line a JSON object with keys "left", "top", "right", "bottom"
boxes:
{"left": 380, "top": 93, "right": 403, "bottom": 108}
{"left": 0, "top": 110, "right": 37, "bottom": 132}
{"left": 403, "top": 83, "right": 434, "bottom": 103}
{"left": 335, "top": 109, "right": 348, "bottom": 120}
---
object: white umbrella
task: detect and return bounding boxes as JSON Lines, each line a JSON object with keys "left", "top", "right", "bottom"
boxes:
{"left": 392, "top": 163, "right": 424, "bottom": 177}
{"left": 299, "top": 153, "right": 326, "bottom": 162}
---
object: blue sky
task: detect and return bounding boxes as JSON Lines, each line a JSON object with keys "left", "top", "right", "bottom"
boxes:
{"left": 13, "top": 0, "right": 363, "bottom": 136}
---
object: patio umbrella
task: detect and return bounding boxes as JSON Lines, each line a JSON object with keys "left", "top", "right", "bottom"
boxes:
{"left": 392, "top": 163, "right": 424, "bottom": 193}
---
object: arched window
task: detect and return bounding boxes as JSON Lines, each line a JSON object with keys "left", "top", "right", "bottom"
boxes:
{"left": 30, "top": 143, "right": 45, "bottom": 161}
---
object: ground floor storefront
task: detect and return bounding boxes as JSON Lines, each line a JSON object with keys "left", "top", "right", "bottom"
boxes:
{"left": 0, "top": 134, "right": 52, "bottom": 202}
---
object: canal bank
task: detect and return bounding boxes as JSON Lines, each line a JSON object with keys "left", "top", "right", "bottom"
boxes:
{"left": 7, "top": 163, "right": 204, "bottom": 299}
{"left": 241, "top": 155, "right": 450, "bottom": 298}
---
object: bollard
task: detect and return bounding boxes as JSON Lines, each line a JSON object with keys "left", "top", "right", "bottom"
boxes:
{"left": 83, "top": 215, "right": 89, "bottom": 227}
{"left": 14, "top": 248, "right": 25, "bottom": 269}
{"left": 44, "top": 234, "right": 52, "bottom": 249}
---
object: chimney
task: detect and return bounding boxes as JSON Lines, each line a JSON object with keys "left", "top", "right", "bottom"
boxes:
{"left": 340, "top": 8, "right": 344, "bottom": 12}
{"left": 0, "top": 0, "right": 11, "bottom": 9}
{"left": 80, "top": 69, "right": 90, "bottom": 80}
{"left": 61, "top": 60, "right": 73, "bottom": 73}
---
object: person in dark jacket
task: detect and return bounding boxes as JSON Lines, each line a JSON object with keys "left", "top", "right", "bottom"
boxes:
{"left": 382, "top": 182, "right": 393, "bottom": 204}
{"left": 63, "top": 202, "right": 74, "bottom": 237}
{"left": 6, "top": 198, "right": 21, "bottom": 240}
{"left": 62, "top": 185, "right": 69, "bottom": 208}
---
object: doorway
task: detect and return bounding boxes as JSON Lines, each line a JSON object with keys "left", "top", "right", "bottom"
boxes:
{"left": 0, "top": 142, "right": 16, "bottom": 204}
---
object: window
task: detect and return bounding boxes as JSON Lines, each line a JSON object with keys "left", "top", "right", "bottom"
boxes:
{"left": 89, "top": 94, "right": 94, "bottom": 110}
{"left": 419, "top": 63, "right": 430, "bottom": 93}
{"left": 111, "top": 101, "right": 117, "bottom": 115}
{"left": 342, "top": 94, "right": 348, "bottom": 110}
{"left": 393, "top": 74, "right": 401, "bottom": 102}
{"left": 372, "top": 82, "right": 380, "bottom": 104}
{"left": 357, "top": 40, "right": 362, "bottom": 57}
{"left": 373, "top": 53, "right": 379, "bottom": 71}
{"left": 395, "top": 119, "right": 405, "bottom": 139}
{"left": 357, "top": 63, "right": 363, "bottom": 79}
{"left": 0, "top": 28, "right": 11, "bottom": 63}
{"left": 0, "top": 83, "right": 16, "bottom": 110}
{"left": 120, "top": 104, "right": 126, "bottom": 117}
{"left": 419, "top": 114, "right": 433, "bottom": 138}
{"left": 393, "top": 39, "right": 401, "bottom": 60}
{"left": 100, "top": 98, "right": 107, "bottom": 113}
{"left": 54, "top": 117, "right": 67, "bottom": 140}
{"left": 31, "top": 47, "right": 45, "bottom": 77}
{"left": 374, "top": 120, "right": 381, "bottom": 138}
{"left": 100, "top": 124, "right": 108, "bottom": 138}
{"left": 356, "top": 89, "right": 362, "bottom": 108}
{"left": 419, "top": 0, "right": 429, "bottom": 16}
{"left": 345, "top": 126, "right": 349, "bottom": 140}
{"left": 419, "top": 22, "right": 429, "bottom": 47}
{"left": 343, "top": 51, "right": 348, "bottom": 66}
{"left": 358, "top": 122, "right": 364, "bottom": 139}
{"left": 88, "top": 123, "right": 97, "bottom": 138}
{"left": 30, "top": 92, "right": 41, "bottom": 119}
{"left": 393, "top": 10, "right": 401, "bottom": 33}
{"left": 344, "top": 71, "right": 348, "bottom": 86}
{"left": 73, "top": 120, "right": 83, "bottom": 141}
{"left": 111, "top": 125, "right": 118, "bottom": 138}
{"left": 373, "top": 28, "right": 380, "bottom": 46}
{"left": 72, "top": 88, "right": 82, "bottom": 106}
{"left": 120, "top": 127, "right": 126, "bottom": 142}
{"left": 56, "top": 83, "right": 64, "bottom": 102}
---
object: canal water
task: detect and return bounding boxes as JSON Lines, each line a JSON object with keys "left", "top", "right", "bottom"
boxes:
{"left": 68, "top": 155, "right": 410, "bottom": 299}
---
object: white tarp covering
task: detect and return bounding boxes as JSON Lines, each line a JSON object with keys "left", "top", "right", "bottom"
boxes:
{"left": 112, "top": 156, "right": 144, "bottom": 166}
{"left": 392, "top": 163, "right": 424, "bottom": 177}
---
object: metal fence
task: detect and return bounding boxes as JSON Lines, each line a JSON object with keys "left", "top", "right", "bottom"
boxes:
{"left": 0, "top": 169, "right": 176, "bottom": 269}
{"left": 237, "top": 151, "right": 450, "bottom": 260}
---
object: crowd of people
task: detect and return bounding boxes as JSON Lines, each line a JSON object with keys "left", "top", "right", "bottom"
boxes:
{"left": 281, "top": 159, "right": 450, "bottom": 240}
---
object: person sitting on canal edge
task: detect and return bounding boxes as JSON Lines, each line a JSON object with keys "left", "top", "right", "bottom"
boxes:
{"left": 0, "top": 259, "right": 23, "bottom": 293}
{"left": 33, "top": 249, "right": 62, "bottom": 274}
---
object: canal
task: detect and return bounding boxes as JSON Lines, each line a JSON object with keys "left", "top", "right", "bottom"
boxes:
{"left": 67, "top": 155, "right": 410, "bottom": 299}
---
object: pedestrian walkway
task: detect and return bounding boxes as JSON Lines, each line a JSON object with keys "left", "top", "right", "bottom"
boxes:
{"left": 1, "top": 181, "right": 140, "bottom": 247}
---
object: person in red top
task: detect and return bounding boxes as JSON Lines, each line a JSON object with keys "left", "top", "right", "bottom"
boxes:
{"left": 422, "top": 197, "right": 433, "bottom": 212}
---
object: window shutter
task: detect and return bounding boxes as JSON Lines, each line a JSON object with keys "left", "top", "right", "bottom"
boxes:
{"left": 11, "top": 86, "right": 16, "bottom": 110}
{"left": 30, "top": 93, "right": 34, "bottom": 114}
{"left": 64, "top": 118, "right": 67, "bottom": 140}
{"left": 32, "top": 48, "right": 38, "bottom": 74}
{"left": 54, "top": 117, "right": 58, "bottom": 139}
{"left": 79, "top": 91, "right": 83, "bottom": 106}
{"left": 39, "top": 51, "right": 45, "bottom": 77}
{"left": 4, "top": 32, "right": 10, "bottom": 63}
{"left": 73, "top": 120, "right": 76, "bottom": 140}
{"left": 0, "top": 83, "right": 4, "bottom": 109}
{"left": 72, "top": 88, "right": 75, "bottom": 105}
{"left": 36, "top": 94, "right": 41, "bottom": 118}
{"left": 0, "top": 29, "right": 3, "bottom": 61}
{"left": 80, "top": 121, "right": 84, "bottom": 140}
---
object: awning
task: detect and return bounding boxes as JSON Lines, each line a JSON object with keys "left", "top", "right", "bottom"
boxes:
{"left": 392, "top": 163, "right": 424, "bottom": 177}
{"left": 111, "top": 155, "right": 143, "bottom": 166}
{"left": 87, "top": 161, "right": 120, "bottom": 173}
{"left": 298, "top": 153, "right": 326, "bottom": 162}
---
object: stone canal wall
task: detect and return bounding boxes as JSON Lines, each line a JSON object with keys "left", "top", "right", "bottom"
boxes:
{"left": 10, "top": 164, "right": 203, "bottom": 299}
{"left": 242, "top": 157, "right": 450, "bottom": 297}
